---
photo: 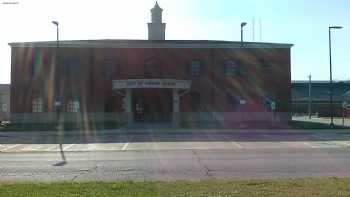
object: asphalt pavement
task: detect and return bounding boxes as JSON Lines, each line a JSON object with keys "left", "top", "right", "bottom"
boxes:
{"left": 1, "top": 149, "right": 350, "bottom": 182}
{"left": 1, "top": 128, "right": 350, "bottom": 182}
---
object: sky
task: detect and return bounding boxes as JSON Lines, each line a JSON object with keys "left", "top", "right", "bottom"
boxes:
{"left": 0, "top": 0, "right": 349, "bottom": 84}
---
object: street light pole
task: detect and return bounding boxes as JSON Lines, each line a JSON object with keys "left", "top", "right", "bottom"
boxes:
{"left": 241, "top": 22, "right": 247, "bottom": 46}
{"left": 52, "top": 21, "right": 60, "bottom": 125}
{"left": 328, "top": 26, "right": 342, "bottom": 126}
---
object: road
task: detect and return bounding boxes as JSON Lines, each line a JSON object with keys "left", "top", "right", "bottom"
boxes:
{"left": 1, "top": 149, "right": 350, "bottom": 182}
{"left": 1, "top": 129, "right": 350, "bottom": 182}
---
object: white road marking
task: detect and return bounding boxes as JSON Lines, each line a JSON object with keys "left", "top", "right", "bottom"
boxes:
{"left": 334, "top": 141, "right": 350, "bottom": 147}
{"left": 303, "top": 141, "right": 346, "bottom": 149}
{"left": 230, "top": 141, "right": 243, "bottom": 149}
{"left": 45, "top": 145, "right": 59, "bottom": 151}
{"left": 221, "top": 134, "right": 242, "bottom": 149}
{"left": 303, "top": 142, "right": 316, "bottom": 148}
{"left": 122, "top": 142, "right": 129, "bottom": 150}
{"left": 63, "top": 144, "right": 75, "bottom": 151}
{"left": 21, "top": 145, "right": 42, "bottom": 151}
{"left": 0, "top": 144, "right": 21, "bottom": 151}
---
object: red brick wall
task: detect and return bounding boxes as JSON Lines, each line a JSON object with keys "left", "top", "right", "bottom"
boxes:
{"left": 11, "top": 46, "right": 291, "bottom": 118}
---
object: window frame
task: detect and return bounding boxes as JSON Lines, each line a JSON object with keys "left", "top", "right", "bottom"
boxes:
{"left": 66, "top": 99, "right": 80, "bottom": 113}
{"left": 189, "top": 60, "right": 202, "bottom": 77}
{"left": 223, "top": 60, "right": 239, "bottom": 77}
{"left": 32, "top": 97, "right": 44, "bottom": 113}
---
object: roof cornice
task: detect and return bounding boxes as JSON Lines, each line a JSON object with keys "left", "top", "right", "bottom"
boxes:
{"left": 8, "top": 39, "right": 293, "bottom": 49}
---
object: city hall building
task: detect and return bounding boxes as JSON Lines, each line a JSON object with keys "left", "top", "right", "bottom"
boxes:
{"left": 9, "top": 3, "right": 293, "bottom": 127}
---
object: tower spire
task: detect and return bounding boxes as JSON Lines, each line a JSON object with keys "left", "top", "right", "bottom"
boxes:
{"left": 148, "top": 2, "right": 166, "bottom": 40}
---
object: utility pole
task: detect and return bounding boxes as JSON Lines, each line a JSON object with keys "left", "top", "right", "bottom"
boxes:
{"left": 308, "top": 75, "right": 312, "bottom": 119}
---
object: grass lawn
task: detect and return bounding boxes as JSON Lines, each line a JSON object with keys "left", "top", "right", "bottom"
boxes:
{"left": 1, "top": 178, "right": 350, "bottom": 197}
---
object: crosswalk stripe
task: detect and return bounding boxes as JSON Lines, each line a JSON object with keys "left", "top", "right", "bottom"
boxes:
{"left": 230, "top": 141, "right": 243, "bottom": 149}
{"left": 122, "top": 142, "right": 130, "bottom": 150}
{"left": 63, "top": 144, "right": 75, "bottom": 151}
{"left": 0, "top": 144, "right": 21, "bottom": 151}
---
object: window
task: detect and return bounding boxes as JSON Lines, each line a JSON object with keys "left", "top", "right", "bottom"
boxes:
{"left": 189, "top": 60, "right": 201, "bottom": 76}
{"left": 67, "top": 99, "right": 80, "bottom": 113}
{"left": 223, "top": 60, "right": 238, "bottom": 77}
{"left": 259, "top": 59, "right": 272, "bottom": 73}
{"left": 144, "top": 58, "right": 162, "bottom": 77}
{"left": 190, "top": 92, "right": 201, "bottom": 112}
{"left": 63, "top": 58, "right": 80, "bottom": 74}
{"left": 104, "top": 59, "right": 118, "bottom": 79}
{"left": 31, "top": 52, "right": 43, "bottom": 77}
{"left": 1, "top": 104, "right": 8, "bottom": 112}
{"left": 32, "top": 98, "right": 43, "bottom": 113}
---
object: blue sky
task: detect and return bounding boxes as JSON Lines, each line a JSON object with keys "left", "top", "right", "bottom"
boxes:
{"left": 0, "top": 0, "right": 349, "bottom": 84}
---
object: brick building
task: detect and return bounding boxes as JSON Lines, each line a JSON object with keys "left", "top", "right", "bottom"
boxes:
{"left": 9, "top": 3, "right": 293, "bottom": 127}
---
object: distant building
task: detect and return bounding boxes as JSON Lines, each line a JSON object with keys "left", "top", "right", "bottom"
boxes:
{"left": 0, "top": 84, "right": 10, "bottom": 122}
{"left": 344, "top": 91, "right": 350, "bottom": 98}
{"left": 292, "top": 80, "right": 350, "bottom": 117}
{"left": 8, "top": 2, "right": 293, "bottom": 127}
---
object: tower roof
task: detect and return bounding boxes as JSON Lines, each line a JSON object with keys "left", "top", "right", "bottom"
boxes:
{"left": 151, "top": 1, "right": 163, "bottom": 12}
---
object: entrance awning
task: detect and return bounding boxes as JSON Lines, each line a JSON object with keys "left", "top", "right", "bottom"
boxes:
{"left": 113, "top": 79, "right": 191, "bottom": 90}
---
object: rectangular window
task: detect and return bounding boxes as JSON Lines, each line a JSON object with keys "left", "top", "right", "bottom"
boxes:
{"left": 104, "top": 59, "right": 118, "bottom": 79}
{"left": 259, "top": 59, "right": 272, "bottom": 73}
{"left": 64, "top": 58, "right": 80, "bottom": 74}
{"left": 67, "top": 99, "right": 80, "bottom": 113}
{"left": 1, "top": 103, "right": 8, "bottom": 112}
{"left": 190, "top": 61, "right": 201, "bottom": 76}
{"left": 224, "top": 60, "right": 238, "bottom": 77}
{"left": 32, "top": 98, "right": 43, "bottom": 113}
{"left": 31, "top": 53, "right": 43, "bottom": 78}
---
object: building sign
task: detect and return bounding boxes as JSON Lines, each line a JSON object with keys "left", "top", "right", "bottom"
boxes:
{"left": 113, "top": 79, "right": 191, "bottom": 89}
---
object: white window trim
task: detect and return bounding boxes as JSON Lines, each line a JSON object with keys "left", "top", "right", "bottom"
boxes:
{"left": 32, "top": 98, "right": 43, "bottom": 113}
{"left": 67, "top": 99, "right": 80, "bottom": 113}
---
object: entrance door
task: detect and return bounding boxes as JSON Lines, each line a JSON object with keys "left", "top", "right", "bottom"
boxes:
{"left": 133, "top": 89, "right": 172, "bottom": 123}
{"left": 134, "top": 96, "right": 145, "bottom": 122}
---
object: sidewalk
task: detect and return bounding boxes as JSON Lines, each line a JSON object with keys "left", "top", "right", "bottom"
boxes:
{"left": 293, "top": 116, "right": 350, "bottom": 127}
{"left": 1, "top": 127, "right": 350, "bottom": 138}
